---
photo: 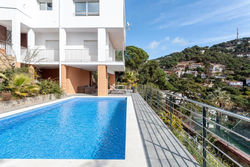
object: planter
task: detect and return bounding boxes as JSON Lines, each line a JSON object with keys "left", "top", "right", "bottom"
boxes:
{"left": 0, "top": 94, "right": 66, "bottom": 114}
{"left": 1, "top": 92, "right": 12, "bottom": 101}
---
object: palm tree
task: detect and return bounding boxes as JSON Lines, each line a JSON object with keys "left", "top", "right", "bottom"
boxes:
{"left": 208, "top": 88, "right": 233, "bottom": 134}
{"left": 8, "top": 73, "right": 40, "bottom": 97}
{"left": 123, "top": 70, "right": 138, "bottom": 89}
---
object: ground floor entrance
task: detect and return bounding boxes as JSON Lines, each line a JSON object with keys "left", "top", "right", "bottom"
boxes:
{"left": 32, "top": 64, "right": 117, "bottom": 96}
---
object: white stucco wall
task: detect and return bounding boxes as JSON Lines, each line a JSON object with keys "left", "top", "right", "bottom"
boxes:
{"left": 35, "top": 32, "right": 59, "bottom": 49}
{"left": 66, "top": 32, "right": 97, "bottom": 49}
{"left": 61, "top": 0, "right": 125, "bottom": 28}
{"left": 0, "top": 0, "right": 125, "bottom": 28}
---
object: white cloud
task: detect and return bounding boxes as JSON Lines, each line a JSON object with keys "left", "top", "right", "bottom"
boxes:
{"left": 180, "top": 1, "right": 250, "bottom": 26}
{"left": 148, "top": 41, "right": 160, "bottom": 49}
{"left": 147, "top": 36, "right": 170, "bottom": 50}
{"left": 156, "top": 0, "right": 250, "bottom": 29}
{"left": 194, "top": 31, "right": 250, "bottom": 45}
{"left": 172, "top": 37, "right": 188, "bottom": 45}
{"left": 164, "top": 36, "right": 170, "bottom": 41}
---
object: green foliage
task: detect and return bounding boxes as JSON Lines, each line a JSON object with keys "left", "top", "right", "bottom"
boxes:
{"left": 122, "top": 70, "right": 138, "bottom": 88}
{"left": 124, "top": 46, "right": 169, "bottom": 90}
{"left": 125, "top": 46, "right": 149, "bottom": 71}
{"left": 138, "top": 60, "right": 170, "bottom": 90}
{"left": 154, "top": 38, "right": 250, "bottom": 111}
{"left": 8, "top": 73, "right": 40, "bottom": 98}
{"left": 0, "top": 67, "right": 63, "bottom": 100}
{"left": 38, "top": 79, "right": 63, "bottom": 98}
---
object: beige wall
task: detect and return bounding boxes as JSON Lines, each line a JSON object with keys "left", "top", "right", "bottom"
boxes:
{"left": 61, "top": 65, "right": 91, "bottom": 94}
{"left": 98, "top": 65, "right": 108, "bottom": 96}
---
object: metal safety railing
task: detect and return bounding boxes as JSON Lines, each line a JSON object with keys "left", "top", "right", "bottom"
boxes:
{"left": 137, "top": 85, "right": 250, "bottom": 167}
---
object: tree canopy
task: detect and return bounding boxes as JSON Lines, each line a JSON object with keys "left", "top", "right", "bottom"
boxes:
{"left": 125, "top": 46, "right": 149, "bottom": 71}
{"left": 138, "top": 61, "right": 170, "bottom": 90}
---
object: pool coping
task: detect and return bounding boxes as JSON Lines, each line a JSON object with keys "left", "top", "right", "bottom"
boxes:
{"left": 0, "top": 96, "right": 148, "bottom": 167}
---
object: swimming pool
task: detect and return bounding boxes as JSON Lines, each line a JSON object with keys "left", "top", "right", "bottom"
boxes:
{"left": 0, "top": 97, "right": 127, "bottom": 159}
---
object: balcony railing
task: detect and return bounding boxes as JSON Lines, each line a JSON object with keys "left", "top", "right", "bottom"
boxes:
{"left": 65, "top": 49, "right": 98, "bottom": 62}
{"left": 65, "top": 49, "right": 124, "bottom": 62}
{"left": 0, "top": 40, "right": 12, "bottom": 56}
{"left": 21, "top": 49, "right": 59, "bottom": 63}
{"left": 20, "top": 48, "right": 124, "bottom": 63}
{"left": 137, "top": 85, "right": 250, "bottom": 167}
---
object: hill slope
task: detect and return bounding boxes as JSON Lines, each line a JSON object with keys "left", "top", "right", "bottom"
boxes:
{"left": 155, "top": 37, "right": 250, "bottom": 112}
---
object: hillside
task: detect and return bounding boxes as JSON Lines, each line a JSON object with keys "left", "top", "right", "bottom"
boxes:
{"left": 155, "top": 37, "right": 250, "bottom": 112}
{"left": 157, "top": 37, "right": 250, "bottom": 81}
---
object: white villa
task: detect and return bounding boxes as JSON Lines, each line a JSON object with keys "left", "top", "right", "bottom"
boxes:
{"left": 0, "top": 0, "right": 126, "bottom": 96}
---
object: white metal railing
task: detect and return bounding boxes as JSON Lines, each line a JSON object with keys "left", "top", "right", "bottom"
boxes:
{"left": 138, "top": 85, "right": 250, "bottom": 167}
{"left": 21, "top": 49, "right": 59, "bottom": 63}
{"left": 65, "top": 49, "right": 98, "bottom": 62}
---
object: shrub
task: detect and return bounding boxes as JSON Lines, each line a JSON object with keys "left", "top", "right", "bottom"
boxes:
{"left": 38, "top": 79, "right": 63, "bottom": 98}
{"left": 8, "top": 73, "right": 40, "bottom": 98}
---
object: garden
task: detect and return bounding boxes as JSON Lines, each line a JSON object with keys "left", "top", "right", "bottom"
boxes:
{"left": 0, "top": 66, "right": 63, "bottom": 102}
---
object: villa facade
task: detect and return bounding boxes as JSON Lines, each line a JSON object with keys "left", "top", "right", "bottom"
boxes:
{"left": 0, "top": 0, "right": 126, "bottom": 96}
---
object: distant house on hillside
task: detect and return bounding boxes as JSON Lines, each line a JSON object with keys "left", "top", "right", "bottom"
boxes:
{"left": 210, "top": 64, "right": 225, "bottom": 74}
{"left": 246, "top": 78, "right": 250, "bottom": 86}
{"left": 164, "top": 70, "right": 175, "bottom": 76}
{"left": 215, "top": 75, "right": 226, "bottom": 81}
{"left": 228, "top": 81, "right": 243, "bottom": 88}
{"left": 237, "top": 41, "right": 242, "bottom": 45}
{"left": 186, "top": 70, "right": 198, "bottom": 77}
{"left": 175, "top": 70, "right": 185, "bottom": 78}
{"left": 237, "top": 54, "right": 244, "bottom": 57}
{"left": 174, "top": 61, "right": 191, "bottom": 71}
{"left": 189, "top": 62, "right": 204, "bottom": 69}
{"left": 200, "top": 50, "right": 205, "bottom": 54}
{"left": 226, "top": 46, "right": 235, "bottom": 51}
{"left": 201, "top": 73, "right": 206, "bottom": 79}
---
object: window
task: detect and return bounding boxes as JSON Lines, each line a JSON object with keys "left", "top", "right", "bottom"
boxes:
{"left": 40, "top": 2, "right": 53, "bottom": 11}
{"left": 75, "top": 1, "right": 99, "bottom": 16}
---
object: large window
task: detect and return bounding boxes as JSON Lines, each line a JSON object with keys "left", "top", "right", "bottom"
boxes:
{"left": 40, "top": 2, "right": 53, "bottom": 11}
{"left": 75, "top": 1, "right": 99, "bottom": 16}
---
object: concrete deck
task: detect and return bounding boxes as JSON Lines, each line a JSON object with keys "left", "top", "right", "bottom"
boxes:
{"left": 132, "top": 93, "right": 200, "bottom": 167}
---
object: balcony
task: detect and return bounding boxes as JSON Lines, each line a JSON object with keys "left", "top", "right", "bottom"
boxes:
{"left": 20, "top": 48, "right": 124, "bottom": 63}
{"left": 64, "top": 49, "right": 124, "bottom": 63}
{"left": 0, "top": 40, "right": 12, "bottom": 56}
{"left": 21, "top": 49, "right": 59, "bottom": 63}
{"left": 65, "top": 49, "right": 98, "bottom": 62}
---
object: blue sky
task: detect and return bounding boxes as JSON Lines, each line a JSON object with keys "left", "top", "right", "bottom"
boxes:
{"left": 125, "top": 0, "right": 250, "bottom": 59}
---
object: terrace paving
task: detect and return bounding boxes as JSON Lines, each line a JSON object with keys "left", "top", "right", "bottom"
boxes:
{"left": 131, "top": 93, "right": 200, "bottom": 167}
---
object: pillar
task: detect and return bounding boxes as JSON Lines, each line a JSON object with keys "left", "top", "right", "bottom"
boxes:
{"left": 59, "top": 28, "right": 66, "bottom": 88}
{"left": 28, "top": 29, "right": 35, "bottom": 49}
{"left": 12, "top": 20, "right": 21, "bottom": 62}
{"left": 98, "top": 65, "right": 108, "bottom": 96}
{"left": 59, "top": 28, "right": 66, "bottom": 62}
{"left": 98, "top": 28, "right": 106, "bottom": 62}
{"left": 61, "top": 65, "right": 67, "bottom": 93}
{"left": 109, "top": 73, "right": 115, "bottom": 90}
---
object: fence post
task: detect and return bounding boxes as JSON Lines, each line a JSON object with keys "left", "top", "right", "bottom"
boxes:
{"left": 145, "top": 86, "right": 148, "bottom": 101}
{"left": 150, "top": 88, "right": 152, "bottom": 106}
{"left": 202, "top": 106, "right": 207, "bottom": 167}
{"left": 157, "top": 91, "right": 160, "bottom": 112}
{"left": 169, "top": 95, "right": 173, "bottom": 130}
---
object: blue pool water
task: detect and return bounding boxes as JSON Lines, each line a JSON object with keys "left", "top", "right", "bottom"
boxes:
{"left": 0, "top": 98, "right": 127, "bottom": 159}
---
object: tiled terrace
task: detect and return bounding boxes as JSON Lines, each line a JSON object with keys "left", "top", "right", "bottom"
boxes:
{"left": 131, "top": 93, "right": 200, "bottom": 167}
